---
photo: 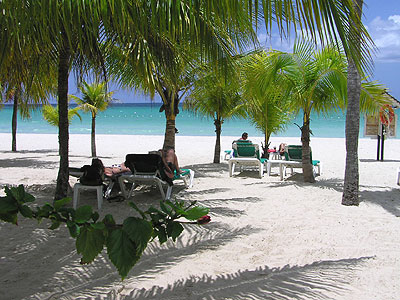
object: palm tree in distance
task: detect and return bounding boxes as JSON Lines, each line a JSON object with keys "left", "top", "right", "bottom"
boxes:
{"left": 240, "top": 51, "right": 292, "bottom": 152}
{"left": 70, "top": 81, "right": 114, "bottom": 157}
{"left": 42, "top": 102, "right": 82, "bottom": 127}
{"left": 184, "top": 69, "right": 243, "bottom": 163}
{"left": 260, "top": 41, "right": 388, "bottom": 182}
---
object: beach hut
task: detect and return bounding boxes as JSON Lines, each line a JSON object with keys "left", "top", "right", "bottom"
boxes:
{"left": 364, "top": 92, "right": 399, "bottom": 160}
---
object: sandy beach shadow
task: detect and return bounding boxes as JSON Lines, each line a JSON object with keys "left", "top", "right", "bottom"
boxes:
{"left": 112, "top": 257, "right": 373, "bottom": 300}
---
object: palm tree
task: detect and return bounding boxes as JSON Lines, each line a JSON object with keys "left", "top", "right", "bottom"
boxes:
{"left": 184, "top": 69, "right": 243, "bottom": 163}
{"left": 259, "top": 41, "right": 387, "bottom": 182}
{"left": 342, "top": 0, "right": 364, "bottom": 206}
{"left": 70, "top": 81, "right": 114, "bottom": 157}
{"left": 42, "top": 103, "right": 82, "bottom": 127}
{"left": 2, "top": 0, "right": 374, "bottom": 199}
{"left": 240, "top": 51, "right": 292, "bottom": 152}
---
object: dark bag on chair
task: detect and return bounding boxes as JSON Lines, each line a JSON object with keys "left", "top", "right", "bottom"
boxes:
{"left": 79, "top": 158, "right": 104, "bottom": 186}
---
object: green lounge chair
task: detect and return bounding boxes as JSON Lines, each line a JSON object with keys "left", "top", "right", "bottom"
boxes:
{"left": 229, "top": 141, "right": 267, "bottom": 178}
{"left": 279, "top": 145, "right": 321, "bottom": 180}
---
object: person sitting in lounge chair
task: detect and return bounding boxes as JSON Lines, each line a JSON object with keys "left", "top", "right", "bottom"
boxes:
{"left": 159, "top": 147, "right": 181, "bottom": 179}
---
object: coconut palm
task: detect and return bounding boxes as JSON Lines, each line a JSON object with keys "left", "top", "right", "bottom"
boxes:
{"left": 342, "top": 0, "right": 364, "bottom": 206}
{"left": 184, "top": 69, "right": 243, "bottom": 163}
{"left": 70, "top": 81, "right": 115, "bottom": 157}
{"left": 240, "top": 51, "right": 292, "bottom": 152}
{"left": 42, "top": 103, "right": 82, "bottom": 127}
{"left": 1, "top": 0, "right": 374, "bottom": 199}
{"left": 260, "top": 41, "right": 387, "bottom": 182}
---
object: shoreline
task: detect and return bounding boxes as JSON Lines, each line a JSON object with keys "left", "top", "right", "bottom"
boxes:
{"left": 0, "top": 133, "right": 400, "bottom": 299}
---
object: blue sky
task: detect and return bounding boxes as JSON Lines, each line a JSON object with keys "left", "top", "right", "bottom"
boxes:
{"left": 70, "top": 1, "right": 400, "bottom": 103}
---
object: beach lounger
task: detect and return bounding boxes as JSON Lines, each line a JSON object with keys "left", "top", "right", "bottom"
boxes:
{"left": 278, "top": 145, "right": 321, "bottom": 180}
{"left": 118, "top": 154, "right": 194, "bottom": 200}
{"left": 228, "top": 141, "right": 266, "bottom": 178}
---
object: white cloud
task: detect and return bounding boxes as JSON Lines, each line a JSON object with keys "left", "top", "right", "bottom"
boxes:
{"left": 369, "top": 15, "right": 400, "bottom": 62}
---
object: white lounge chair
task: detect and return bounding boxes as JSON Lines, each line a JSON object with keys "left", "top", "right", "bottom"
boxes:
{"left": 118, "top": 154, "right": 194, "bottom": 200}
{"left": 278, "top": 145, "right": 321, "bottom": 180}
{"left": 228, "top": 141, "right": 266, "bottom": 178}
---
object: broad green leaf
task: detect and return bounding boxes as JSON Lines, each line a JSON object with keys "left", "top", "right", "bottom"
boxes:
{"left": 0, "top": 195, "right": 18, "bottom": 213}
{"left": 123, "top": 217, "right": 153, "bottom": 253}
{"left": 182, "top": 206, "right": 209, "bottom": 221}
{"left": 23, "top": 192, "right": 35, "bottom": 203}
{"left": 49, "top": 219, "right": 61, "bottom": 230}
{"left": 54, "top": 197, "right": 72, "bottom": 210}
{"left": 10, "top": 185, "right": 25, "bottom": 202}
{"left": 103, "top": 214, "right": 116, "bottom": 226}
{"left": 67, "top": 220, "right": 80, "bottom": 238}
{"left": 19, "top": 205, "right": 33, "bottom": 218}
{"left": 166, "top": 221, "right": 184, "bottom": 242}
{"left": 106, "top": 228, "right": 140, "bottom": 279}
{"left": 0, "top": 212, "right": 18, "bottom": 225}
{"left": 128, "top": 202, "right": 146, "bottom": 219}
{"left": 74, "top": 206, "right": 93, "bottom": 223}
{"left": 165, "top": 200, "right": 186, "bottom": 215}
{"left": 157, "top": 226, "right": 167, "bottom": 244}
{"left": 36, "top": 203, "right": 54, "bottom": 218}
{"left": 91, "top": 222, "right": 105, "bottom": 230}
{"left": 160, "top": 201, "right": 172, "bottom": 215}
{"left": 147, "top": 206, "right": 164, "bottom": 215}
{"left": 76, "top": 225, "right": 105, "bottom": 264}
{"left": 92, "top": 212, "right": 99, "bottom": 222}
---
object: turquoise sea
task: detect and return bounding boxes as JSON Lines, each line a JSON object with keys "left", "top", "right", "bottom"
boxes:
{"left": 0, "top": 103, "right": 398, "bottom": 138}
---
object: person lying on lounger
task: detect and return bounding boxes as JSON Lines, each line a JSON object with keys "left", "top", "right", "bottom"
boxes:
{"left": 104, "top": 163, "right": 130, "bottom": 177}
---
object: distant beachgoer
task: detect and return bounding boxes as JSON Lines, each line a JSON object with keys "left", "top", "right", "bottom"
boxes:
{"left": 239, "top": 132, "right": 248, "bottom": 140}
{"left": 279, "top": 143, "right": 287, "bottom": 156}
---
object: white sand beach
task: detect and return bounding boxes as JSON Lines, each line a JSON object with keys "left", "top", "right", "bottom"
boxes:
{"left": 0, "top": 133, "right": 399, "bottom": 300}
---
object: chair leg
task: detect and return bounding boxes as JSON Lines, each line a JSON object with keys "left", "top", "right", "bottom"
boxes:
{"left": 127, "top": 183, "right": 137, "bottom": 199}
{"left": 156, "top": 180, "right": 166, "bottom": 200}
{"left": 188, "top": 170, "right": 194, "bottom": 188}
{"left": 258, "top": 163, "right": 263, "bottom": 178}
{"left": 104, "top": 181, "right": 114, "bottom": 199}
{"left": 118, "top": 176, "right": 128, "bottom": 199}
{"left": 266, "top": 161, "right": 271, "bottom": 176}
{"left": 165, "top": 185, "right": 172, "bottom": 200}
{"left": 229, "top": 162, "right": 234, "bottom": 177}
{"left": 73, "top": 184, "right": 80, "bottom": 209}
{"left": 96, "top": 186, "right": 103, "bottom": 210}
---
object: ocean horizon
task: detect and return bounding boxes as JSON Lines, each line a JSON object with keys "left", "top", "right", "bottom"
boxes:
{"left": 0, "top": 103, "right": 398, "bottom": 139}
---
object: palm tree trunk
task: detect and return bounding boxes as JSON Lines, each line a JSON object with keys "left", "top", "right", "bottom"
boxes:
{"left": 163, "top": 114, "right": 176, "bottom": 150}
{"left": 162, "top": 90, "right": 179, "bottom": 150}
{"left": 55, "top": 34, "right": 71, "bottom": 201}
{"left": 214, "top": 119, "right": 222, "bottom": 163}
{"left": 91, "top": 115, "right": 96, "bottom": 157}
{"left": 342, "top": 0, "right": 363, "bottom": 206}
{"left": 301, "top": 112, "right": 315, "bottom": 183}
{"left": 11, "top": 89, "right": 19, "bottom": 152}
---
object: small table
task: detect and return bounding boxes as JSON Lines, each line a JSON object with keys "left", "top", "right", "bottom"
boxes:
{"left": 267, "top": 149, "right": 280, "bottom": 160}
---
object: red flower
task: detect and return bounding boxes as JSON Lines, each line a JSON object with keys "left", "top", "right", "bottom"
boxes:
{"left": 197, "top": 215, "right": 211, "bottom": 225}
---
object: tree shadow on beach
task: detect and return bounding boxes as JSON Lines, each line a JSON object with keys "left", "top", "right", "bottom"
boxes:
{"left": 360, "top": 158, "right": 400, "bottom": 163}
{"left": 113, "top": 256, "right": 373, "bottom": 300}
{"left": 0, "top": 149, "right": 58, "bottom": 154}
{"left": 186, "top": 163, "right": 229, "bottom": 178}
{"left": 17, "top": 223, "right": 259, "bottom": 300}
{"left": 272, "top": 176, "right": 400, "bottom": 218}
{"left": 0, "top": 157, "right": 59, "bottom": 169}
